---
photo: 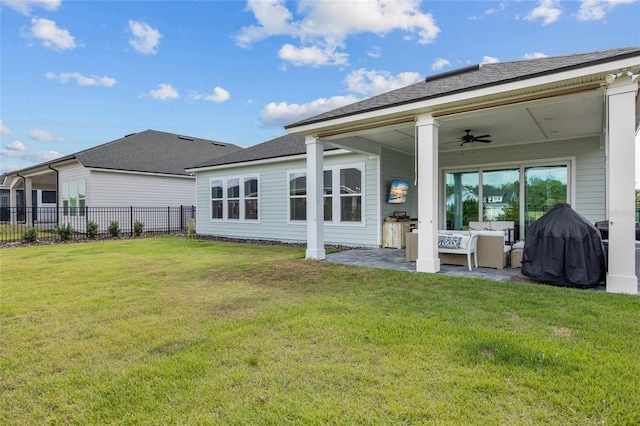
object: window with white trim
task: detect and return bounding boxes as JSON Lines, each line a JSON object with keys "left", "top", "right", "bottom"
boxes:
{"left": 62, "top": 180, "right": 85, "bottom": 217}
{"left": 288, "top": 165, "right": 363, "bottom": 224}
{"left": 210, "top": 175, "right": 259, "bottom": 221}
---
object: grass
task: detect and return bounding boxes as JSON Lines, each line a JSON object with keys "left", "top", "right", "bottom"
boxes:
{"left": 1, "top": 236, "right": 639, "bottom": 425}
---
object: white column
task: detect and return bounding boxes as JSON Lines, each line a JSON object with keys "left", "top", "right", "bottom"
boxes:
{"left": 415, "top": 115, "right": 440, "bottom": 273}
{"left": 24, "top": 177, "right": 33, "bottom": 227}
{"left": 306, "top": 135, "right": 326, "bottom": 260}
{"left": 605, "top": 78, "right": 638, "bottom": 294}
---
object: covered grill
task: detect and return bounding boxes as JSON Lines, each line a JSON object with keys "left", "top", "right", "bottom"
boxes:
{"left": 521, "top": 203, "right": 605, "bottom": 287}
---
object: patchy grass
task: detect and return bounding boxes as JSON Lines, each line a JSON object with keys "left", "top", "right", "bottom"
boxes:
{"left": 1, "top": 236, "right": 639, "bottom": 424}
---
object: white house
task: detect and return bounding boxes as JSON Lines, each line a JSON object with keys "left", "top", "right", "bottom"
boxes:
{"left": 192, "top": 46, "right": 639, "bottom": 294}
{"left": 2, "top": 130, "right": 242, "bottom": 229}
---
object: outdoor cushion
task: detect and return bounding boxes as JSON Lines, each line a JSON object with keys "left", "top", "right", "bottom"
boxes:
{"left": 438, "top": 234, "right": 462, "bottom": 249}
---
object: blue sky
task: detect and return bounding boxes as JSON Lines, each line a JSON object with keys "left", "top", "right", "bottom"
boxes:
{"left": 1, "top": 0, "right": 639, "bottom": 173}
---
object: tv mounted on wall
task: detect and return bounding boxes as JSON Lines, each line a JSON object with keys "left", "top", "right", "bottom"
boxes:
{"left": 388, "top": 180, "right": 409, "bottom": 204}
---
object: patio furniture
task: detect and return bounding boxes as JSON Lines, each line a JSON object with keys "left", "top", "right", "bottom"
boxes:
{"left": 437, "top": 233, "right": 479, "bottom": 272}
{"left": 511, "top": 241, "right": 525, "bottom": 268}
{"left": 439, "top": 230, "right": 511, "bottom": 269}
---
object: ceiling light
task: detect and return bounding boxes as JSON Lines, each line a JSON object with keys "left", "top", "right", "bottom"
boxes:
{"left": 626, "top": 70, "right": 640, "bottom": 83}
{"left": 605, "top": 72, "right": 621, "bottom": 83}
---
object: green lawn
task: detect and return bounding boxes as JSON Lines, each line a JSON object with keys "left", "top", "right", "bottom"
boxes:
{"left": 1, "top": 237, "right": 639, "bottom": 424}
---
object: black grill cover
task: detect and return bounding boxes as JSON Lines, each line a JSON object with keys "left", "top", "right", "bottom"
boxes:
{"left": 521, "top": 204, "right": 605, "bottom": 287}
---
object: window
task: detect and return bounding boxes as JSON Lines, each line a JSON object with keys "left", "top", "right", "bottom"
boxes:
{"left": 42, "top": 191, "right": 56, "bottom": 204}
{"left": 340, "top": 167, "right": 362, "bottom": 222}
{"left": 210, "top": 175, "right": 259, "bottom": 221}
{"left": 288, "top": 165, "right": 363, "bottom": 224}
{"left": 211, "top": 180, "right": 223, "bottom": 219}
{"left": 289, "top": 172, "right": 306, "bottom": 221}
{"left": 62, "top": 180, "right": 86, "bottom": 217}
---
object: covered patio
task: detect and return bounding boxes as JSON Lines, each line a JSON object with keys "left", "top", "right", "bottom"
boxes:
{"left": 286, "top": 47, "right": 640, "bottom": 294}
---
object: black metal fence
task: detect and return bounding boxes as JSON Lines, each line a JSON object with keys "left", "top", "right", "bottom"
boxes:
{"left": 0, "top": 206, "right": 196, "bottom": 243}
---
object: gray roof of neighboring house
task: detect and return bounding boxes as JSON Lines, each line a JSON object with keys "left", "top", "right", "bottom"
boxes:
{"left": 189, "top": 133, "right": 337, "bottom": 169}
{"left": 6, "top": 129, "right": 243, "bottom": 177}
{"left": 286, "top": 46, "right": 640, "bottom": 129}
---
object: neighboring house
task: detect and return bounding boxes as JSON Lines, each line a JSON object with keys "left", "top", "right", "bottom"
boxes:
{"left": 191, "top": 46, "right": 640, "bottom": 294}
{"left": 1, "top": 129, "right": 242, "bottom": 228}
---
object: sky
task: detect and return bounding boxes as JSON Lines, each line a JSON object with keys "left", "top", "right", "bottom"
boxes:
{"left": 1, "top": 0, "right": 639, "bottom": 175}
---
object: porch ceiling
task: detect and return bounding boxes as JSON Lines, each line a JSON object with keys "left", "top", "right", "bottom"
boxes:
{"left": 327, "top": 87, "right": 605, "bottom": 155}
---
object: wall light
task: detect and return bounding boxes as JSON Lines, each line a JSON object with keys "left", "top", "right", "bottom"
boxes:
{"left": 626, "top": 70, "right": 640, "bottom": 83}
{"left": 605, "top": 72, "right": 621, "bottom": 83}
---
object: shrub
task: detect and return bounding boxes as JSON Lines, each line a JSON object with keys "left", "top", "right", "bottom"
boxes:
{"left": 55, "top": 223, "right": 74, "bottom": 241}
{"left": 86, "top": 221, "right": 99, "bottom": 239}
{"left": 21, "top": 227, "right": 38, "bottom": 243}
{"left": 133, "top": 220, "right": 144, "bottom": 237}
{"left": 107, "top": 221, "right": 120, "bottom": 237}
{"left": 186, "top": 229, "right": 198, "bottom": 239}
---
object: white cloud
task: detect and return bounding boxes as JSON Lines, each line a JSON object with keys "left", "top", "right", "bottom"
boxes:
{"left": 577, "top": 0, "right": 637, "bottom": 21}
{"left": 1, "top": 140, "right": 63, "bottom": 163}
{"left": 278, "top": 43, "right": 348, "bottom": 67}
{"left": 432, "top": 58, "right": 451, "bottom": 71}
{"left": 0, "top": 120, "right": 11, "bottom": 136}
{"left": 6, "top": 141, "right": 25, "bottom": 152}
{"left": 26, "top": 18, "right": 76, "bottom": 51}
{"left": 237, "top": 0, "right": 440, "bottom": 67}
{"left": 470, "top": 1, "right": 508, "bottom": 19}
{"left": 523, "top": 52, "right": 548, "bottom": 60}
{"left": 524, "top": 0, "right": 563, "bottom": 25}
{"left": 128, "top": 20, "right": 162, "bottom": 55}
{"left": 367, "top": 46, "right": 381, "bottom": 59}
{"left": 45, "top": 72, "right": 116, "bottom": 87}
{"left": 28, "top": 128, "right": 63, "bottom": 142}
{"left": 2, "top": 0, "right": 61, "bottom": 15}
{"left": 344, "top": 69, "right": 421, "bottom": 96}
{"left": 482, "top": 56, "right": 500, "bottom": 64}
{"left": 147, "top": 83, "right": 179, "bottom": 100}
{"left": 190, "top": 87, "right": 231, "bottom": 103}
{"left": 260, "top": 95, "right": 360, "bottom": 128}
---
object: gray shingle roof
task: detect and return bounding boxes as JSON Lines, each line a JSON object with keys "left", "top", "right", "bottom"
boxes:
{"left": 286, "top": 46, "right": 640, "bottom": 129}
{"left": 8, "top": 130, "right": 243, "bottom": 176}
{"left": 188, "top": 134, "right": 337, "bottom": 169}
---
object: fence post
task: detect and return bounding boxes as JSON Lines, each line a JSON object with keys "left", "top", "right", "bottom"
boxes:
{"left": 130, "top": 206, "right": 133, "bottom": 236}
{"left": 180, "top": 205, "right": 184, "bottom": 231}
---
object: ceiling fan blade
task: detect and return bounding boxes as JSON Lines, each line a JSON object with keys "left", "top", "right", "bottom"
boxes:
{"left": 474, "top": 134, "right": 491, "bottom": 139}
{"left": 474, "top": 139, "right": 492, "bottom": 143}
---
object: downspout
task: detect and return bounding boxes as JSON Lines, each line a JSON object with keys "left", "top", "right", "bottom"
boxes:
{"left": 49, "top": 165, "right": 59, "bottom": 225}
{"left": 16, "top": 172, "right": 26, "bottom": 221}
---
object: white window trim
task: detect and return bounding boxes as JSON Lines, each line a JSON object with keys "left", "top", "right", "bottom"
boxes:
{"left": 440, "top": 156, "right": 575, "bottom": 232}
{"left": 286, "top": 163, "right": 366, "bottom": 226}
{"left": 209, "top": 174, "right": 260, "bottom": 222}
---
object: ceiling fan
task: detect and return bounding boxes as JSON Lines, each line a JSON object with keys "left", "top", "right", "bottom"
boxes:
{"left": 445, "top": 129, "right": 492, "bottom": 147}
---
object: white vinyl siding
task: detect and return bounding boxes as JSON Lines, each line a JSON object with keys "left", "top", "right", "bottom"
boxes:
{"left": 195, "top": 152, "right": 380, "bottom": 247}
{"left": 439, "top": 136, "right": 605, "bottom": 223}
{"left": 90, "top": 171, "right": 196, "bottom": 207}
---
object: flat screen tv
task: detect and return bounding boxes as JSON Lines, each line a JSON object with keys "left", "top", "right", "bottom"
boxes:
{"left": 388, "top": 180, "right": 409, "bottom": 204}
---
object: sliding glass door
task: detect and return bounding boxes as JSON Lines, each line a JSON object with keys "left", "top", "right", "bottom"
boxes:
{"left": 445, "top": 171, "right": 478, "bottom": 230}
{"left": 444, "top": 163, "right": 569, "bottom": 238}
{"left": 524, "top": 165, "right": 568, "bottom": 234}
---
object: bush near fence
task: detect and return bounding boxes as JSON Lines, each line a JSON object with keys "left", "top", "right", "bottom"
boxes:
{"left": 0, "top": 206, "right": 195, "bottom": 243}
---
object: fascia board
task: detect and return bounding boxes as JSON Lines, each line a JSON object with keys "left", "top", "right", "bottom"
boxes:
{"left": 87, "top": 167, "right": 195, "bottom": 179}
{"left": 286, "top": 55, "right": 640, "bottom": 135}
{"left": 185, "top": 149, "right": 351, "bottom": 173}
